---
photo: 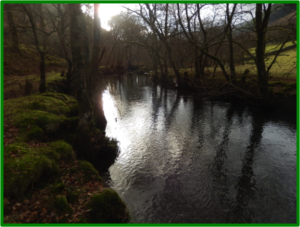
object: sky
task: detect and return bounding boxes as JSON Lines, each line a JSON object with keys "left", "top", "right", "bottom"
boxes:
{"left": 98, "top": 4, "right": 137, "bottom": 30}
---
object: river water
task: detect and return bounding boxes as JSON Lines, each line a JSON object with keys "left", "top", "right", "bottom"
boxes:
{"left": 100, "top": 75, "right": 297, "bottom": 223}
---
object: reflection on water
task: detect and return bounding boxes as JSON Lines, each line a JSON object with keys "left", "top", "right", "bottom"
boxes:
{"left": 101, "top": 75, "right": 297, "bottom": 223}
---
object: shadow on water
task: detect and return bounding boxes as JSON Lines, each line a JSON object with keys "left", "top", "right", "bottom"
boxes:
{"left": 99, "top": 74, "right": 297, "bottom": 223}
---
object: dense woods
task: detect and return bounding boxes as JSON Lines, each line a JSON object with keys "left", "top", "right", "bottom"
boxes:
{"left": 3, "top": 3, "right": 297, "bottom": 224}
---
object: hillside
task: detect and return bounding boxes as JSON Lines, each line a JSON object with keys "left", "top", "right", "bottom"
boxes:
{"left": 3, "top": 42, "right": 68, "bottom": 100}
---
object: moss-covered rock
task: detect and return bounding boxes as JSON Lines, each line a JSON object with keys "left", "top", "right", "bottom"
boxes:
{"left": 4, "top": 92, "right": 79, "bottom": 143}
{"left": 27, "top": 125, "right": 45, "bottom": 141}
{"left": 51, "top": 182, "right": 66, "bottom": 194}
{"left": 87, "top": 189, "right": 130, "bottom": 223}
{"left": 49, "top": 140, "right": 75, "bottom": 162}
{"left": 15, "top": 110, "right": 67, "bottom": 133}
{"left": 4, "top": 148, "right": 59, "bottom": 197}
{"left": 54, "top": 196, "right": 73, "bottom": 214}
{"left": 66, "top": 188, "right": 80, "bottom": 203}
{"left": 78, "top": 160, "right": 101, "bottom": 182}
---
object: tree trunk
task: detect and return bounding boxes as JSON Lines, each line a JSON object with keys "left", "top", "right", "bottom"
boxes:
{"left": 7, "top": 5, "right": 21, "bottom": 54}
{"left": 226, "top": 4, "right": 237, "bottom": 84}
{"left": 69, "top": 4, "right": 97, "bottom": 159}
{"left": 39, "top": 51, "right": 46, "bottom": 92}
{"left": 90, "top": 4, "right": 107, "bottom": 130}
{"left": 194, "top": 49, "right": 200, "bottom": 79}
{"left": 22, "top": 4, "right": 47, "bottom": 93}
{"left": 255, "top": 3, "right": 272, "bottom": 98}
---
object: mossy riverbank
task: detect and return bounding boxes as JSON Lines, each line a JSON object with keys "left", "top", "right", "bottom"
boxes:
{"left": 3, "top": 81, "right": 130, "bottom": 223}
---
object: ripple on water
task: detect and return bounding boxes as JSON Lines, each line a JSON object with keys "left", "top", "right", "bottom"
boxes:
{"left": 102, "top": 75, "right": 296, "bottom": 223}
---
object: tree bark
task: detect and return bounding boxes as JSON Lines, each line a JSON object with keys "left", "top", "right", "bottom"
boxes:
{"left": 226, "top": 4, "right": 237, "bottom": 84}
{"left": 255, "top": 3, "right": 272, "bottom": 98}
{"left": 22, "top": 4, "right": 47, "bottom": 93}
{"left": 6, "top": 4, "right": 21, "bottom": 54}
{"left": 91, "top": 4, "right": 107, "bottom": 130}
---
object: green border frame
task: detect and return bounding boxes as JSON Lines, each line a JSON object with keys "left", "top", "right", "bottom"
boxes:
{"left": 0, "top": 0, "right": 300, "bottom": 226}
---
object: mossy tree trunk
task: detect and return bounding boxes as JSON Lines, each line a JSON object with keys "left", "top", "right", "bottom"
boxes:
{"left": 69, "top": 3, "right": 96, "bottom": 159}
{"left": 90, "top": 4, "right": 107, "bottom": 130}
{"left": 69, "top": 4, "right": 109, "bottom": 161}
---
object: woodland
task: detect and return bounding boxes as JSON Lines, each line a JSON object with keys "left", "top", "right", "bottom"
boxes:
{"left": 2, "top": 3, "right": 297, "bottom": 223}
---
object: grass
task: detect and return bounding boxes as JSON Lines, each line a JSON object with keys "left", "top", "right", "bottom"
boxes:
{"left": 4, "top": 71, "right": 66, "bottom": 99}
{"left": 150, "top": 45, "right": 296, "bottom": 80}
{"left": 240, "top": 48, "right": 297, "bottom": 78}
{"left": 248, "top": 41, "right": 296, "bottom": 54}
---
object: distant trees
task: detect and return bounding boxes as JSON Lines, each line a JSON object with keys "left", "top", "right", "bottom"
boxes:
{"left": 22, "top": 4, "right": 57, "bottom": 92}
{"left": 4, "top": 3, "right": 297, "bottom": 100}
{"left": 6, "top": 4, "right": 21, "bottom": 54}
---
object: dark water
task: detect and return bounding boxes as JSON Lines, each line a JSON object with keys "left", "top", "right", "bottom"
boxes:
{"left": 99, "top": 75, "right": 297, "bottom": 223}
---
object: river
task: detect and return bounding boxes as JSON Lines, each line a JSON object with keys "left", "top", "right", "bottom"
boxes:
{"left": 99, "top": 74, "right": 297, "bottom": 223}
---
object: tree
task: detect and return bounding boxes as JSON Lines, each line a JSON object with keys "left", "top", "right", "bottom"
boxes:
{"left": 48, "top": 4, "right": 73, "bottom": 89}
{"left": 69, "top": 3, "right": 108, "bottom": 160}
{"left": 132, "top": 4, "right": 184, "bottom": 83}
{"left": 5, "top": 4, "right": 21, "bottom": 54}
{"left": 176, "top": 3, "right": 233, "bottom": 82}
{"left": 22, "top": 4, "right": 56, "bottom": 92}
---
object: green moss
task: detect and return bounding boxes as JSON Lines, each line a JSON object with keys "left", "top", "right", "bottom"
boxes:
{"left": 4, "top": 143, "right": 30, "bottom": 158}
{"left": 15, "top": 110, "right": 65, "bottom": 132}
{"left": 41, "top": 147, "right": 60, "bottom": 161}
{"left": 54, "top": 196, "right": 73, "bottom": 213}
{"left": 87, "top": 189, "right": 130, "bottom": 223}
{"left": 29, "top": 101, "right": 47, "bottom": 111}
{"left": 27, "top": 125, "right": 45, "bottom": 141}
{"left": 274, "top": 90, "right": 285, "bottom": 97}
{"left": 5, "top": 92, "right": 78, "bottom": 120}
{"left": 4, "top": 150, "right": 59, "bottom": 197}
{"left": 78, "top": 160, "right": 101, "bottom": 182}
{"left": 4, "top": 94, "right": 78, "bottom": 134}
{"left": 51, "top": 182, "right": 66, "bottom": 194}
{"left": 66, "top": 188, "right": 80, "bottom": 203}
{"left": 69, "top": 166, "right": 79, "bottom": 174}
{"left": 49, "top": 140, "right": 75, "bottom": 161}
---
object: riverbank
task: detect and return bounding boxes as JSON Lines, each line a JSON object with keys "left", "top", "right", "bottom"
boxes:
{"left": 143, "top": 71, "right": 297, "bottom": 111}
{"left": 3, "top": 75, "right": 130, "bottom": 223}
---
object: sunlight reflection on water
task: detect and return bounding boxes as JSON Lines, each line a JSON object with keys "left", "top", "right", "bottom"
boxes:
{"left": 101, "top": 75, "right": 297, "bottom": 223}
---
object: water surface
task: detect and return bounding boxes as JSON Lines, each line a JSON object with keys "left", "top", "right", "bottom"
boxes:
{"left": 99, "top": 75, "right": 296, "bottom": 223}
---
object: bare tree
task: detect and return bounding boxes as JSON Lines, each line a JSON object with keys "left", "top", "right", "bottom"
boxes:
{"left": 22, "top": 4, "right": 56, "bottom": 92}
{"left": 5, "top": 4, "right": 21, "bottom": 54}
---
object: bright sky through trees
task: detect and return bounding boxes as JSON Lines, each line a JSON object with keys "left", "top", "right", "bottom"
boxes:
{"left": 99, "top": 4, "right": 137, "bottom": 30}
